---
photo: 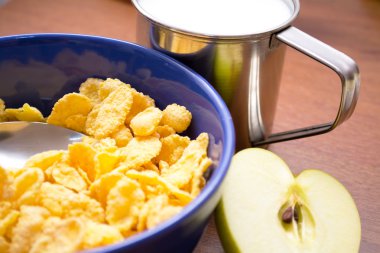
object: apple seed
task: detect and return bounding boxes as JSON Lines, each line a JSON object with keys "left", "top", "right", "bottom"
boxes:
{"left": 282, "top": 206, "right": 293, "bottom": 224}
{"left": 293, "top": 205, "right": 299, "bottom": 222}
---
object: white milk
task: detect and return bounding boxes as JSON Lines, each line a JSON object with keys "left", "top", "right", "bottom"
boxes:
{"left": 136, "top": 0, "right": 294, "bottom": 36}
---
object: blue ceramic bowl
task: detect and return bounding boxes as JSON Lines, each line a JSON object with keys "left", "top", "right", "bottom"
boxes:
{"left": 0, "top": 34, "right": 235, "bottom": 253}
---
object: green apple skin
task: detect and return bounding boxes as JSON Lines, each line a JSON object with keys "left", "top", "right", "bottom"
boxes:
{"left": 215, "top": 148, "right": 361, "bottom": 253}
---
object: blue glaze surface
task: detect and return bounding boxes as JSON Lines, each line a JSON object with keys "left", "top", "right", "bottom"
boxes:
{"left": 0, "top": 34, "right": 235, "bottom": 253}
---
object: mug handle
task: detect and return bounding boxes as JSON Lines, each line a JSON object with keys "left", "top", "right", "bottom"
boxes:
{"left": 253, "top": 26, "right": 360, "bottom": 146}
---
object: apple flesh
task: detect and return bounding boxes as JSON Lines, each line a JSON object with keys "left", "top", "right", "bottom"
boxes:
{"left": 215, "top": 148, "right": 361, "bottom": 253}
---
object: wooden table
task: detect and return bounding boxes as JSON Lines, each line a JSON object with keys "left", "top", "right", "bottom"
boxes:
{"left": 0, "top": 0, "right": 379, "bottom": 252}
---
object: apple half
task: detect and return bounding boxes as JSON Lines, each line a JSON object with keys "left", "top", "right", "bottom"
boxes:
{"left": 215, "top": 148, "right": 361, "bottom": 253}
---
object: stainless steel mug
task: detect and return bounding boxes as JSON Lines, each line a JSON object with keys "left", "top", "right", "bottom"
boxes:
{"left": 132, "top": 0, "right": 360, "bottom": 150}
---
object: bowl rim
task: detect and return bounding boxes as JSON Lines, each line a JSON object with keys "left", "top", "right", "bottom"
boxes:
{"left": 0, "top": 33, "right": 236, "bottom": 252}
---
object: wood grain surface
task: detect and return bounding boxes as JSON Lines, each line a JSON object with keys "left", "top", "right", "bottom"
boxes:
{"left": 0, "top": 0, "right": 379, "bottom": 252}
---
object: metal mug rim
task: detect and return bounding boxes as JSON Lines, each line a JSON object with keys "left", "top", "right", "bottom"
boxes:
{"left": 132, "top": 0, "right": 300, "bottom": 40}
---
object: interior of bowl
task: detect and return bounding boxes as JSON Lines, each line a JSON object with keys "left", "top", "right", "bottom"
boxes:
{"left": 0, "top": 34, "right": 235, "bottom": 252}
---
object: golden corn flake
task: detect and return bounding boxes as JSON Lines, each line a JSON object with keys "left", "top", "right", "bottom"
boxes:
{"left": 125, "top": 170, "right": 160, "bottom": 188}
{"left": 93, "top": 138, "right": 118, "bottom": 153}
{"left": 156, "top": 134, "right": 190, "bottom": 165}
{"left": 0, "top": 202, "right": 19, "bottom": 237}
{"left": 5, "top": 103, "right": 44, "bottom": 122}
{"left": 161, "top": 133, "right": 209, "bottom": 188}
{"left": 24, "top": 150, "right": 65, "bottom": 171}
{"left": 30, "top": 217, "right": 84, "bottom": 253}
{"left": 81, "top": 136, "right": 98, "bottom": 146}
{"left": 98, "top": 78, "right": 130, "bottom": 101}
{"left": 106, "top": 177, "right": 145, "bottom": 234}
{"left": 9, "top": 205, "right": 50, "bottom": 253}
{"left": 0, "top": 113, "right": 8, "bottom": 123}
{"left": 0, "top": 99, "right": 15, "bottom": 122}
{"left": 89, "top": 173, "right": 124, "bottom": 208}
{"left": 81, "top": 219, "right": 123, "bottom": 250}
{"left": 83, "top": 137, "right": 118, "bottom": 153}
{"left": 158, "top": 160, "right": 170, "bottom": 172}
{"left": 79, "top": 78, "right": 103, "bottom": 104}
{"left": 117, "top": 136, "right": 162, "bottom": 172}
{"left": 0, "top": 99, "right": 5, "bottom": 111}
{"left": 75, "top": 169, "right": 91, "bottom": 190}
{"left": 130, "top": 107, "right": 162, "bottom": 137}
{"left": 155, "top": 125, "right": 175, "bottom": 138}
{"left": 86, "top": 86, "right": 133, "bottom": 139}
{"left": 0, "top": 99, "right": 8, "bottom": 122}
{"left": 0, "top": 236, "right": 9, "bottom": 253}
{"left": 39, "top": 182, "right": 104, "bottom": 222}
{"left": 125, "top": 170, "right": 193, "bottom": 206}
{"left": 51, "top": 163, "right": 88, "bottom": 192}
{"left": 190, "top": 157, "right": 212, "bottom": 197}
{"left": 111, "top": 125, "right": 133, "bottom": 147}
{"left": 0, "top": 108, "right": 6, "bottom": 124}
{"left": 94, "top": 152, "right": 120, "bottom": 180}
{"left": 68, "top": 142, "right": 96, "bottom": 182}
{"left": 140, "top": 195, "right": 182, "bottom": 230}
{"left": 0, "top": 167, "right": 13, "bottom": 201}
{"left": 47, "top": 93, "right": 93, "bottom": 127}
{"left": 125, "top": 89, "right": 155, "bottom": 124}
{"left": 83, "top": 104, "right": 100, "bottom": 135}
{"left": 142, "top": 161, "right": 160, "bottom": 174}
{"left": 64, "top": 114, "right": 87, "bottom": 133}
{"left": 161, "top": 103, "right": 192, "bottom": 133}
{"left": 12, "top": 167, "right": 44, "bottom": 207}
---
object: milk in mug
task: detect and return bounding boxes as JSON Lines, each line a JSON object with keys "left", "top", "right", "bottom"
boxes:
{"left": 135, "top": 0, "right": 294, "bottom": 36}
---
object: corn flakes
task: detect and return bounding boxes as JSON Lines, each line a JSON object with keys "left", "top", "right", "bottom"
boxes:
{"left": 130, "top": 107, "right": 162, "bottom": 137}
{"left": 38, "top": 182, "right": 104, "bottom": 222}
{"left": 12, "top": 167, "right": 44, "bottom": 207}
{"left": 125, "top": 169, "right": 193, "bottom": 206}
{"left": 0, "top": 236, "right": 9, "bottom": 253}
{"left": 155, "top": 125, "right": 175, "bottom": 138}
{"left": 161, "top": 103, "right": 192, "bottom": 133}
{"left": 47, "top": 93, "right": 93, "bottom": 127}
{"left": 51, "top": 163, "right": 87, "bottom": 192}
{"left": 140, "top": 195, "right": 182, "bottom": 230}
{"left": 68, "top": 142, "right": 96, "bottom": 181}
{"left": 89, "top": 173, "right": 124, "bottom": 208}
{"left": 24, "top": 150, "right": 65, "bottom": 171}
{"left": 0, "top": 77, "right": 212, "bottom": 253}
{"left": 117, "top": 136, "right": 162, "bottom": 172}
{"left": 64, "top": 114, "right": 87, "bottom": 133}
{"left": 76, "top": 167, "right": 92, "bottom": 187}
{"left": 161, "top": 133, "right": 209, "bottom": 188}
{"left": 86, "top": 86, "right": 133, "bottom": 138}
{"left": 81, "top": 219, "right": 123, "bottom": 250}
{"left": 111, "top": 125, "right": 133, "bottom": 147}
{"left": 0, "top": 167, "right": 12, "bottom": 201}
{"left": 0, "top": 100, "right": 9, "bottom": 121}
{"left": 10, "top": 205, "right": 50, "bottom": 253}
{"left": 29, "top": 217, "right": 84, "bottom": 253}
{"left": 190, "top": 157, "right": 213, "bottom": 197}
{"left": 98, "top": 78, "right": 130, "bottom": 101}
{"left": 125, "top": 89, "right": 155, "bottom": 124}
{"left": 0, "top": 99, "right": 5, "bottom": 111}
{"left": 94, "top": 152, "right": 120, "bottom": 180}
{"left": 0, "top": 202, "right": 19, "bottom": 237}
{"left": 5, "top": 104, "right": 44, "bottom": 122}
{"left": 84, "top": 137, "right": 118, "bottom": 153}
{"left": 156, "top": 134, "right": 190, "bottom": 165}
{"left": 79, "top": 78, "right": 103, "bottom": 104}
{"left": 105, "top": 177, "right": 145, "bottom": 235}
